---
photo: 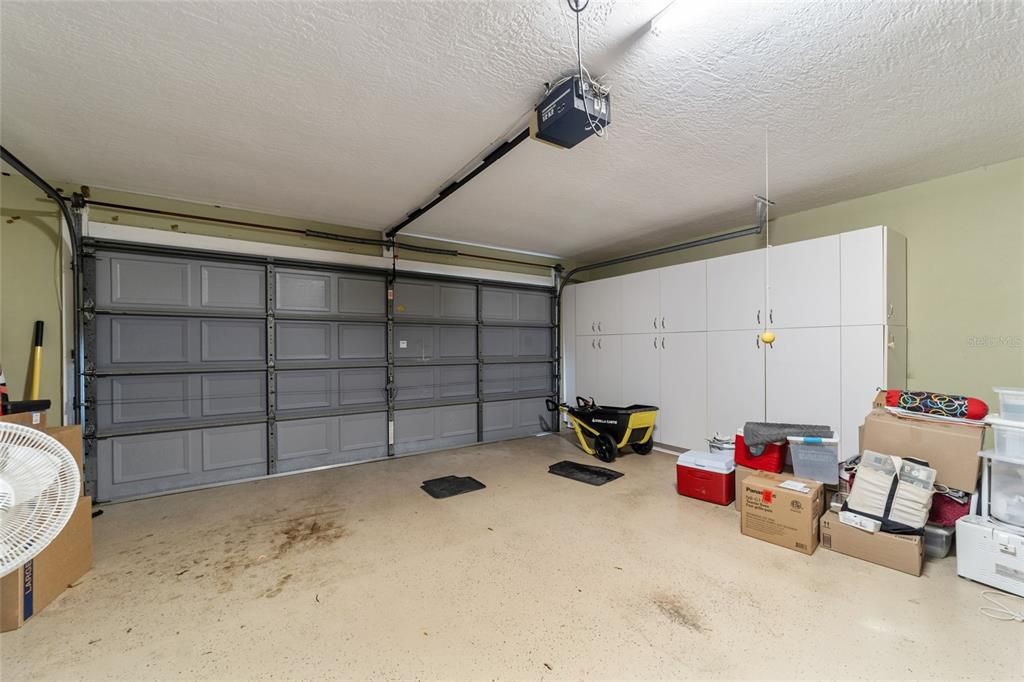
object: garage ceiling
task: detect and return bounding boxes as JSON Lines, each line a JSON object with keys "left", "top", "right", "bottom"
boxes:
{"left": 2, "top": 1, "right": 1022, "bottom": 262}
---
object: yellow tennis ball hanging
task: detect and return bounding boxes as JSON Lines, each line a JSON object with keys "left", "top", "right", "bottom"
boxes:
{"left": 760, "top": 330, "right": 776, "bottom": 345}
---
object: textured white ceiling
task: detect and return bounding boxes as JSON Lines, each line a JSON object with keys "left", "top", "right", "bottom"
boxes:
{"left": 2, "top": 1, "right": 1022, "bottom": 261}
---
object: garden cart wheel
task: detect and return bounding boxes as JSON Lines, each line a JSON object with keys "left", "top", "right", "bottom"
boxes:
{"left": 594, "top": 434, "right": 618, "bottom": 462}
{"left": 632, "top": 438, "right": 654, "bottom": 455}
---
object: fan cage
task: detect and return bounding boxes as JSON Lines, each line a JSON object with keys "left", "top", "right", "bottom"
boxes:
{"left": 0, "top": 423, "right": 82, "bottom": 577}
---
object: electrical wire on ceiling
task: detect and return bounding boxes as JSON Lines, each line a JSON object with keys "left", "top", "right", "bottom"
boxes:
{"left": 565, "top": 0, "right": 609, "bottom": 138}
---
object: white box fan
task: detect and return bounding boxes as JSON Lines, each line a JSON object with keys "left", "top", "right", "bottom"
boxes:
{"left": 0, "top": 423, "right": 82, "bottom": 577}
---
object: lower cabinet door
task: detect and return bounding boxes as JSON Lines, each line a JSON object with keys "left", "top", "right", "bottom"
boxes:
{"left": 659, "top": 332, "right": 708, "bottom": 451}
{"left": 620, "top": 334, "right": 661, "bottom": 408}
{"left": 765, "top": 326, "right": 841, "bottom": 437}
{"left": 707, "top": 330, "right": 765, "bottom": 438}
{"left": 595, "top": 335, "right": 623, "bottom": 406}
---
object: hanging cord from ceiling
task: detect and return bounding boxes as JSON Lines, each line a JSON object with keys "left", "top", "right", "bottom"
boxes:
{"left": 565, "top": 0, "right": 609, "bottom": 138}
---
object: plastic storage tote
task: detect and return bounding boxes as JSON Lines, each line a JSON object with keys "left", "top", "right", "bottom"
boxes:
{"left": 993, "top": 387, "right": 1024, "bottom": 423}
{"left": 987, "top": 416, "right": 1024, "bottom": 462}
{"left": 787, "top": 436, "right": 840, "bottom": 485}
{"left": 990, "top": 457, "right": 1024, "bottom": 528}
{"left": 676, "top": 450, "right": 736, "bottom": 506}
{"left": 734, "top": 431, "right": 787, "bottom": 473}
{"left": 923, "top": 523, "right": 955, "bottom": 559}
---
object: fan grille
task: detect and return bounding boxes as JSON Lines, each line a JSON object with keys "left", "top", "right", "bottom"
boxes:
{"left": 0, "top": 423, "right": 82, "bottom": 577}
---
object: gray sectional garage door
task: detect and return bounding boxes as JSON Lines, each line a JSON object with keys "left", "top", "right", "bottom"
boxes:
{"left": 83, "top": 246, "right": 555, "bottom": 501}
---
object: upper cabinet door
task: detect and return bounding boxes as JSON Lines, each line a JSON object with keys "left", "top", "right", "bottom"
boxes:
{"left": 767, "top": 235, "right": 840, "bottom": 328}
{"left": 885, "top": 229, "right": 907, "bottom": 326}
{"left": 840, "top": 226, "right": 884, "bottom": 326}
{"left": 707, "top": 249, "right": 766, "bottom": 331}
{"left": 594, "top": 277, "right": 622, "bottom": 335}
{"left": 619, "top": 270, "right": 661, "bottom": 334}
{"left": 574, "top": 281, "right": 598, "bottom": 335}
{"left": 660, "top": 261, "right": 707, "bottom": 332}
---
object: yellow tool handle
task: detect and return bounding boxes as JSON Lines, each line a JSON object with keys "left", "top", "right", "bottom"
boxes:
{"left": 29, "top": 321, "right": 44, "bottom": 401}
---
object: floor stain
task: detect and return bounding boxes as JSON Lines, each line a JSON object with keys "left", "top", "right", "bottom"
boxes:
{"left": 652, "top": 594, "right": 708, "bottom": 633}
{"left": 274, "top": 517, "right": 347, "bottom": 559}
{"left": 263, "top": 573, "right": 293, "bottom": 598}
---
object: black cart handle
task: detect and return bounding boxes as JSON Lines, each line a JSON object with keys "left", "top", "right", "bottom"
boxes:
{"left": 576, "top": 396, "right": 596, "bottom": 409}
{"left": 545, "top": 398, "right": 559, "bottom": 412}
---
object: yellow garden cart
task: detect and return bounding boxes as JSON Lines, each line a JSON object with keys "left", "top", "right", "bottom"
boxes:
{"left": 547, "top": 397, "right": 659, "bottom": 462}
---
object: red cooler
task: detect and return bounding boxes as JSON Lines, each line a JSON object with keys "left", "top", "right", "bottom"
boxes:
{"left": 734, "top": 430, "right": 787, "bottom": 473}
{"left": 676, "top": 451, "right": 736, "bottom": 505}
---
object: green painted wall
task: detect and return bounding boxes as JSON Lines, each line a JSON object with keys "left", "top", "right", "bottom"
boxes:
{"left": 585, "top": 157, "right": 1024, "bottom": 411}
{"left": 0, "top": 174, "right": 66, "bottom": 410}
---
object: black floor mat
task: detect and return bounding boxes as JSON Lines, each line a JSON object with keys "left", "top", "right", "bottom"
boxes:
{"left": 421, "top": 475, "right": 486, "bottom": 499}
{"left": 548, "top": 460, "right": 623, "bottom": 486}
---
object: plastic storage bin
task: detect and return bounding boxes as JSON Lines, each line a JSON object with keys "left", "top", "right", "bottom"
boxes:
{"left": 787, "top": 437, "right": 840, "bottom": 485}
{"left": 734, "top": 431, "right": 787, "bottom": 473}
{"left": 990, "top": 457, "right": 1024, "bottom": 528}
{"left": 923, "top": 523, "right": 955, "bottom": 559}
{"left": 676, "top": 450, "right": 736, "bottom": 505}
{"left": 994, "top": 387, "right": 1024, "bottom": 423}
{"left": 987, "top": 416, "right": 1024, "bottom": 462}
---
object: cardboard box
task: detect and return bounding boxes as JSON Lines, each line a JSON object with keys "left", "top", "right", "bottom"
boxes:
{"left": 1, "top": 495, "right": 93, "bottom": 632}
{"left": 819, "top": 511, "right": 923, "bottom": 576}
{"left": 734, "top": 465, "right": 794, "bottom": 510}
{"left": 860, "top": 407, "right": 985, "bottom": 492}
{"left": 740, "top": 474, "right": 825, "bottom": 555}
{"left": 46, "top": 425, "right": 84, "bottom": 479}
{"left": 0, "top": 410, "right": 47, "bottom": 429}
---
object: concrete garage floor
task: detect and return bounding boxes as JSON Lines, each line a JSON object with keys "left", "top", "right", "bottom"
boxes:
{"left": 3, "top": 435, "right": 1020, "bottom": 681}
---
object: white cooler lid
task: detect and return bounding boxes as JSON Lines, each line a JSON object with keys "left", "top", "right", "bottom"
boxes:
{"left": 677, "top": 450, "right": 735, "bottom": 474}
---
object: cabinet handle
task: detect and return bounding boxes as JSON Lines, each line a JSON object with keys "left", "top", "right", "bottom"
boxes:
{"left": 757, "top": 310, "right": 761, "bottom": 325}
{"left": 591, "top": 321, "right": 596, "bottom": 332}
{"left": 653, "top": 316, "right": 657, "bottom": 329}
{"left": 756, "top": 335, "right": 761, "bottom": 349}
{"left": 661, "top": 337, "right": 665, "bottom": 349}
{"left": 591, "top": 339, "right": 596, "bottom": 349}
{"left": 598, "top": 321, "right": 602, "bottom": 332}
{"left": 769, "top": 309, "right": 773, "bottom": 324}
{"left": 661, "top": 316, "right": 665, "bottom": 328}
{"left": 597, "top": 338, "right": 602, "bottom": 349}
{"left": 653, "top": 337, "right": 657, "bottom": 349}
{"left": 887, "top": 303, "right": 895, "bottom": 319}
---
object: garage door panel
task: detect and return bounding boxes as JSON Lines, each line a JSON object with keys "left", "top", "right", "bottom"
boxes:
{"left": 481, "top": 365, "right": 516, "bottom": 396}
{"left": 98, "top": 425, "right": 268, "bottom": 499}
{"left": 480, "top": 287, "right": 551, "bottom": 324}
{"left": 517, "top": 291, "right": 551, "bottom": 324}
{"left": 517, "top": 328, "right": 551, "bottom": 358}
{"left": 277, "top": 371, "right": 334, "bottom": 411}
{"left": 480, "top": 327, "right": 551, "bottom": 359}
{"left": 339, "top": 368, "right": 387, "bottom": 406}
{"left": 276, "top": 413, "right": 386, "bottom": 472}
{"left": 101, "top": 375, "right": 192, "bottom": 428}
{"left": 338, "top": 324, "right": 386, "bottom": 360}
{"left": 200, "top": 373, "right": 266, "bottom": 416}
{"left": 106, "top": 255, "right": 191, "bottom": 309}
{"left": 338, "top": 276, "right": 385, "bottom": 316}
{"left": 439, "top": 365, "right": 477, "bottom": 399}
{"left": 481, "top": 289, "right": 516, "bottom": 321}
{"left": 97, "top": 315, "right": 266, "bottom": 370}
{"left": 200, "top": 319, "right": 266, "bottom": 362}
{"left": 201, "top": 424, "right": 267, "bottom": 471}
{"left": 482, "top": 397, "right": 554, "bottom": 441}
{"left": 111, "top": 431, "right": 192, "bottom": 483}
{"left": 276, "top": 321, "right": 332, "bottom": 361}
{"left": 518, "top": 363, "right": 553, "bottom": 393}
{"left": 438, "top": 326, "right": 476, "bottom": 359}
{"left": 394, "top": 325, "right": 434, "bottom": 360}
{"left": 276, "top": 270, "right": 332, "bottom": 313}
{"left": 108, "top": 316, "right": 190, "bottom": 365}
{"left": 200, "top": 264, "right": 265, "bottom": 311}
{"left": 395, "top": 366, "right": 435, "bottom": 403}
